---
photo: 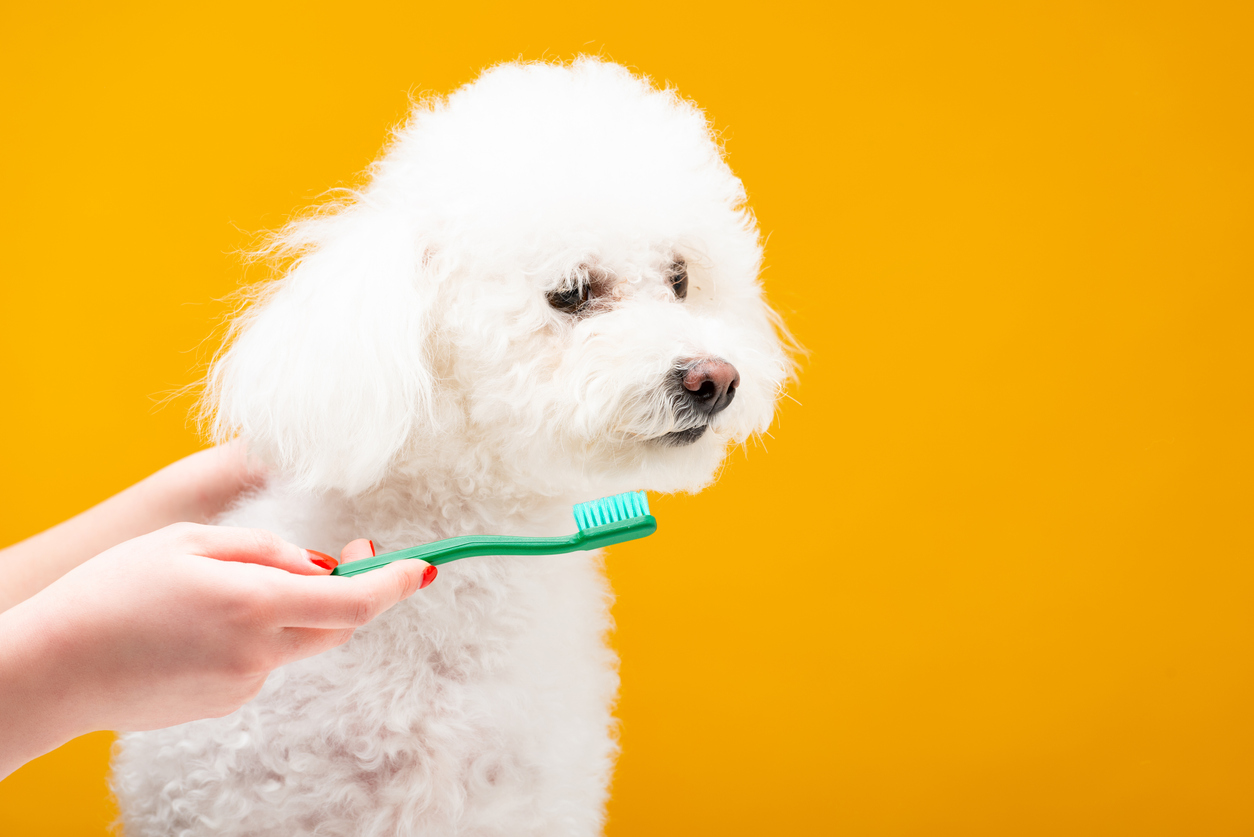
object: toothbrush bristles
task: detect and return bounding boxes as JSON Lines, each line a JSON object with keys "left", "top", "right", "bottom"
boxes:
{"left": 573, "top": 491, "right": 650, "bottom": 530}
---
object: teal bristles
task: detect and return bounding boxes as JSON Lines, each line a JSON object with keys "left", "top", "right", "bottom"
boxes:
{"left": 573, "top": 491, "right": 650, "bottom": 530}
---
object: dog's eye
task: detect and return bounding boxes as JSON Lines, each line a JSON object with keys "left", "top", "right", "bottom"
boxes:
{"left": 668, "top": 260, "right": 688, "bottom": 300}
{"left": 547, "top": 283, "right": 589, "bottom": 314}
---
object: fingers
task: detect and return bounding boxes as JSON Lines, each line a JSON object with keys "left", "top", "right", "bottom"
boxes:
{"left": 162, "top": 524, "right": 434, "bottom": 633}
{"left": 272, "top": 559, "right": 434, "bottom": 629}
{"left": 163, "top": 523, "right": 330, "bottom": 576}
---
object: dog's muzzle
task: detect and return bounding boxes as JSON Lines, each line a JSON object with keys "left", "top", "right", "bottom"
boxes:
{"left": 657, "top": 358, "right": 740, "bottom": 446}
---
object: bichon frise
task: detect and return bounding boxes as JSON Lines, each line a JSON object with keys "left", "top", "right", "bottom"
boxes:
{"left": 111, "top": 57, "right": 791, "bottom": 836}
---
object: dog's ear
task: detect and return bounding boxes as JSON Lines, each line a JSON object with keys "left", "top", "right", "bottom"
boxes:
{"left": 204, "top": 208, "right": 439, "bottom": 494}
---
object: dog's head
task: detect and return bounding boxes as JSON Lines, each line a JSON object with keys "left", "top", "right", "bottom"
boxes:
{"left": 207, "top": 59, "right": 792, "bottom": 497}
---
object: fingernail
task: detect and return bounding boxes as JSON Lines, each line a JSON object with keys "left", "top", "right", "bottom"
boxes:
{"left": 420, "top": 564, "right": 438, "bottom": 589}
{"left": 369, "top": 540, "right": 376, "bottom": 556}
{"left": 305, "top": 549, "right": 338, "bottom": 571}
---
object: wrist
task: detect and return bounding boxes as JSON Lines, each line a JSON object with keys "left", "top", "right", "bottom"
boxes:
{"left": 0, "top": 594, "right": 99, "bottom": 779}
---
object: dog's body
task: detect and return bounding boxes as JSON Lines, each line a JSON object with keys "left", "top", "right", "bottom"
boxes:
{"left": 112, "top": 59, "right": 788, "bottom": 836}
{"left": 114, "top": 485, "right": 619, "bottom": 835}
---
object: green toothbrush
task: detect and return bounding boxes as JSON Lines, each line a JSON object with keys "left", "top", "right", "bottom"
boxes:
{"left": 331, "top": 490, "right": 656, "bottom": 577}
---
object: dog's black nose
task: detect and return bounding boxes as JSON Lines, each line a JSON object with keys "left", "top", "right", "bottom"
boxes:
{"left": 679, "top": 358, "right": 740, "bottom": 415}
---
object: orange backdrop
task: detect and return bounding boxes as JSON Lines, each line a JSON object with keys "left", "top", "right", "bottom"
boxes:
{"left": 3, "top": 1, "right": 1253, "bottom": 834}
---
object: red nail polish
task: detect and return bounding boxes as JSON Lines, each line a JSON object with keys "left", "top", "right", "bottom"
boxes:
{"left": 369, "top": 540, "right": 376, "bottom": 556}
{"left": 420, "top": 564, "right": 438, "bottom": 589}
{"left": 306, "top": 549, "right": 338, "bottom": 571}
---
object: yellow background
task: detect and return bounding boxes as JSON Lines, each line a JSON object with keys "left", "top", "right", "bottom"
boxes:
{"left": 2, "top": 1, "right": 1252, "bottom": 834}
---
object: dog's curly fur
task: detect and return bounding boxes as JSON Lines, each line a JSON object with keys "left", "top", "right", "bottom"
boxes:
{"left": 111, "top": 58, "right": 790, "bottom": 836}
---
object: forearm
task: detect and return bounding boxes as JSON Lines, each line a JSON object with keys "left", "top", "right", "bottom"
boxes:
{"left": 0, "top": 442, "right": 264, "bottom": 613}
{"left": 0, "top": 597, "right": 91, "bottom": 780}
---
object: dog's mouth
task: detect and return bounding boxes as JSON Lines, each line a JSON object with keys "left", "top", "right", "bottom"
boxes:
{"left": 656, "top": 425, "right": 708, "bottom": 446}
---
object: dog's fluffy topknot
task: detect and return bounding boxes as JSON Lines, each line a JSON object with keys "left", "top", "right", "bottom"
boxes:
{"left": 380, "top": 59, "right": 753, "bottom": 276}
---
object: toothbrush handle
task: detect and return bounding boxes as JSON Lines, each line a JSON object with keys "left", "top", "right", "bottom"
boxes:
{"left": 330, "top": 516, "right": 657, "bottom": 577}
{"left": 332, "top": 534, "right": 577, "bottom": 576}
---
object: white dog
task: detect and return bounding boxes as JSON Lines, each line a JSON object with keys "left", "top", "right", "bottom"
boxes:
{"left": 111, "top": 58, "right": 790, "bottom": 836}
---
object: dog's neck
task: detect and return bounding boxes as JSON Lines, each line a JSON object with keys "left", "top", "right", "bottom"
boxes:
{"left": 325, "top": 435, "right": 605, "bottom": 539}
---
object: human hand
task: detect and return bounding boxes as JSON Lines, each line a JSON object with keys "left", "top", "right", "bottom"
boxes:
{"left": 0, "top": 524, "right": 434, "bottom": 777}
